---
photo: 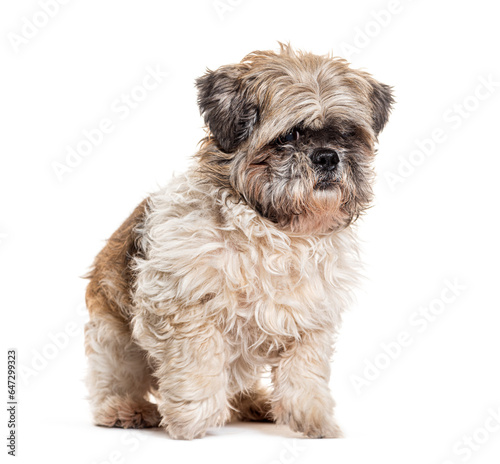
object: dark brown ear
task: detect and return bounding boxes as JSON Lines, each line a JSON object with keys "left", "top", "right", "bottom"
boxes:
{"left": 370, "top": 81, "right": 394, "bottom": 135}
{"left": 196, "top": 66, "right": 259, "bottom": 152}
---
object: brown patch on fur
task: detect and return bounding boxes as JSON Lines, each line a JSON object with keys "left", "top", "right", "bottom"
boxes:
{"left": 193, "top": 138, "right": 236, "bottom": 195}
{"left": 85, "top": 199, "right": 148, "bottom": 319}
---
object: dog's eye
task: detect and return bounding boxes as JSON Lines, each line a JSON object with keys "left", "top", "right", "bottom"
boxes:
{"left": 340, "top": 127, "right": 357, "bottom": 139}
{"left": 277, "top": 129, "right": 301, "bottom": 144}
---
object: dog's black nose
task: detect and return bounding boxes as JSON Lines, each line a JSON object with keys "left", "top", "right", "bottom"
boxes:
{"left": 310, "top": 149, "right": 340, "bottom": 171}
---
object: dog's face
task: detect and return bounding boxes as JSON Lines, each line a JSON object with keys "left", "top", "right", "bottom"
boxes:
{"left": 196, "top": 45, "right": 393, "bottom": 234}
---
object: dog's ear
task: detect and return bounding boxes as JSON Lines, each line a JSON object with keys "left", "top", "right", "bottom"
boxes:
{"left": 196, "top": 66, "right": 259, "bottom": 152}
{"left": 370, "top": 81, "right": 394, "bottom": 136}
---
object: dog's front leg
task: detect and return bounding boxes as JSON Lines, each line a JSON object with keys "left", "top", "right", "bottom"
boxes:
{"left": 271, "top": 330, "right": 343, "bottom": 438}
{"left": 134, "top": 313, "right": 230, "bottom": 440}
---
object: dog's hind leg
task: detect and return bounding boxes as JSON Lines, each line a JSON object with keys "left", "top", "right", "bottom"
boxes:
{"left": 83, "top": 198, "right": 158, "bottom": 428}
{"left": 84, "top": 311, "right": 160, "bottom": 429}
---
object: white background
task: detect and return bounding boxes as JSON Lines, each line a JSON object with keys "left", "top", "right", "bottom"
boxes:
{"left": 1, "top": 1, "right": 500, "bottom": 463}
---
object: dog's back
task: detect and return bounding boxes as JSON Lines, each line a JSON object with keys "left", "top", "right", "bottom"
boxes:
{"left": 85, "top": 199, "right": 148, "bottom": 319}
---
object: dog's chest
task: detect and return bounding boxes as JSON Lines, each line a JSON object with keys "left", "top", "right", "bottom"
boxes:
{"left": 137, "top": 187, "right": 357, "bottom": 348}
{"left": 213, "top": 231, "right": 345, "bottom": 341}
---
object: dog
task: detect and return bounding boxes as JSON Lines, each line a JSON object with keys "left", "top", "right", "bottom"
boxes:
{"left": 84, "top": 44, "right": 393, "bottom": 439}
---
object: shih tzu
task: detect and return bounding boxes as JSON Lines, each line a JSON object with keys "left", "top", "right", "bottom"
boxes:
{"left": 84, "top": 44, "right": 393, "bottom": 439}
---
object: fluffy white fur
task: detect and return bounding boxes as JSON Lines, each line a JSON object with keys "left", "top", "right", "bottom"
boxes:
{"left": 85, "top": 172, "right": 360, "bottom": 438}
{"left": 130, "top": 173, "right": 359, "bottom": 438}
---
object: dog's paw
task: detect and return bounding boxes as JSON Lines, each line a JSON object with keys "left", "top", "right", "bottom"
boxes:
{"left": 163, "top": 411, "right": 227, "bottom": 440}
{"left": 165, "top": 423, "right": 208, "bottom": 440}
{"left": 293, "top": 417, "right": 343, "bottom": 439}
{"left": 273, "top": 402, "right": 343, "bottom": 439}
{"left": 159, "top": 395, "right": 229, "bottom": 440}
{"left": 94, "top": 397, "right": 161, "bottom": 429}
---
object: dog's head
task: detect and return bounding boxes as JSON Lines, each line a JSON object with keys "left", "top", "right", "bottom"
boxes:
{"left": 195, "top": 44, "right": 393, "bottom": 233}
